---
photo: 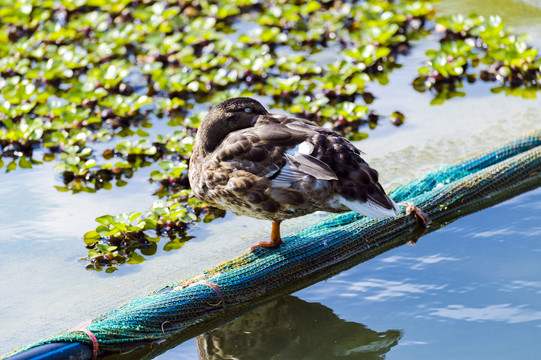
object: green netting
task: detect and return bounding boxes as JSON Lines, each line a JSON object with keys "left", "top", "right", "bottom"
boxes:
{"left": 6, "top": 129, "right": 541, "bottom": 359}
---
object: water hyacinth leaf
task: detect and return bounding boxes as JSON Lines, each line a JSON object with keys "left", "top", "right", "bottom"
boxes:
{"left": 116, "top": 179, "right": 128, "bottom": 187}
{"left": 163, "top": 238, "right": 188, "bottom": 252}
{"left": 146, "top": 236, "right": 160, "bottom": 243}
{"left": 139, "top": 219, "right": 157, "bottom": 230}
{"left": 136, "top": 129, "right": 149, "bottom": 137}
{"left": 186, "top": 212, "right": 197, "bottom": 221}
{"left": 140, "top": 243, "right": 157, "bottom": 256}
{"left": 348, "top": 132, "right": 369, "bottom": 141}
{"left": 96, "top": 225, "right": 110, "bottom": 236}
{"left": 87, "top": 249, "right": 102, "bottom": 259}
{"left": 105, "top": 227, "right": 120, "bottom": 236}
{"left": 43, "top": 153, "right": 55, "bottom": 162}
{"left": 129, "top": 212, "right": 143, "bottom": 223}
{"left": 6, "top": 161, "right": 17, "bottom": 172}
{"left": 127, "top": 252, "right": 146, "bottom": 264}
{"left": 95, "top": 215, "right": 115, "bottom": 226}
{"left": 301, "top": 1, "right": 322, "bottom": 16}
{"left": 390, "top": 111, "right": 406, "bottom": 126}
{"left": 419, "top": 13, "right": 541, "bottom": 101}
{"left": 150, "top": 170, "right": 164, "bottom": 180}
{"left": 83, "top": 230, "right": 101, "bottom": 245}
{"left": 18, "top": 157, "right": 32, "bottom": 169}
{"left": 158, "top": 161, "right": 173, "bottom": 171}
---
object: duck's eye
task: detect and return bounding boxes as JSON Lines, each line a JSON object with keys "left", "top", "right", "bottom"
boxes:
{"left": 244, "top": 107, "right": 252, "bottom": 113}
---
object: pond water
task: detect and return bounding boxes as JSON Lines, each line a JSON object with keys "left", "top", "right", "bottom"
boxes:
{"left": 159, "top": 187, "right": 541, "bottom": 360}
{"left": 1, "top": 0, "right": 541, "bottom": 358}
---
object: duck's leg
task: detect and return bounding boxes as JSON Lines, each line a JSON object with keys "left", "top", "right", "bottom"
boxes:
{"left": 248, "top": 219, "right": 284, "bottom": 251}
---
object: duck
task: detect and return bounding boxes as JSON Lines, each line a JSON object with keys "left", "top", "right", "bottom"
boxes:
{"left": 188, "top": 97, "right": 399, "bottom": 251}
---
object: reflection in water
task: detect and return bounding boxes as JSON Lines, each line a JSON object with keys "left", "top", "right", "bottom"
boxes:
{"left": 196, "top": 296, "right": 402, "bottom": 360}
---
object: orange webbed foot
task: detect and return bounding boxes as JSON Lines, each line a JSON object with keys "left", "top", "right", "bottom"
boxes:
{"left": 247, "top": 219, "right": 283, "bottom": 252}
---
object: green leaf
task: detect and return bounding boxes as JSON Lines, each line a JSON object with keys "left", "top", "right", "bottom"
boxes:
{"left": 140, "top": 243, "right": 157, "bottom": 256}
{"left": 136, "top": 128, "right": 149, "bottom": 137}
{"left": 348, "top": 132, "right": 369, "bottom": 142}
{"left": 139, "top": 219, "right": 157, "bottom": 230}
{"left": 112, "top": 222, "right": 127, "bottom": 232}
{"left": 87, "top": 249, "right": 102, "bottom": 259}
{"left": 301, "top": 0, "right": 321, "bottom": 16}
{"left": 164, "top": 238, "right": 187, "bottom": 251}
{"left": 84, "top": 159, "right": 96, "bottom": 168}
{"left": 106, "top": 228, "right": 120, "bottom": 236}
{"left": 6, "top": 161, "right": 16, "bottom": 172}
{"left": 129, "top": 212, "right": 142, "bottom": 223}
{"left": 127, "top": 252, "right": 146, "bottom": 264}
{"left": 238, "top": 34, "right": 251, "bottom": 43}
{"left": 150, "top": 170, "right": 164, "bottom": 180}
{"left": 83, "top": 230, "right": 101, "bottom": 245}
{"left": 158, "top": 160, "right": 173, "bottom": 170}
{"left": 95, "top": 215, "right": 114, "bottom": 226}
{"left": 96, "top": 225, "right": 110, "bottom": 236}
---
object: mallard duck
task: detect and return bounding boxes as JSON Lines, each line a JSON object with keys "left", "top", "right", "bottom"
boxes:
{"left": 188, "top": 97, "right": 398, "bottom": 250}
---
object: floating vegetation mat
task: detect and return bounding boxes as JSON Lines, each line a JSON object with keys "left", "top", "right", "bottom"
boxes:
{"left": 1, "top": 0, "right": 439, "bottom": 271}
{"left": 2, "top": 0, "right": 541, "bottom": 271}
{"left": 5, "top": 129, "right": 541, "bottom": 359}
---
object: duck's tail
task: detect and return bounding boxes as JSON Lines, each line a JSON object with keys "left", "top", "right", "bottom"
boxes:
{"left": 337, "top": 195, "right": 399, "bottom": 219}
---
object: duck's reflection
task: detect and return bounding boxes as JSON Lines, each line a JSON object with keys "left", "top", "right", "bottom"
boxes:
{"left": 196, "top": 296, "right": 402, "bottom": 359}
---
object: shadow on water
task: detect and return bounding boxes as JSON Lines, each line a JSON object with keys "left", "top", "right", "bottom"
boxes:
{"left": 196, "top": 296, "right": 402, "bottom": 360}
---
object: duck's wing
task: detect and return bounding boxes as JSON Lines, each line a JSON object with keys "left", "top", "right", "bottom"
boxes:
{"left": 217, "top": 117, "right": 338, "bottom": 182}
{"left": 207, "top": 116, "right": 339, "bottom": 210}
{"left": 213, "top": 113, "right": 397, "bottom": 218}
{"left": 255, "top": 114, "right": 398, "bottom": 218}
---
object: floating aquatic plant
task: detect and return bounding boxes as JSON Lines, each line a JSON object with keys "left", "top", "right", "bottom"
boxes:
{"left": 1, "top": 0, "right": 437, "bottom": 173}
{"left": 82, "top": 191, "right": 225, "bottom": 272}
{"left": 1, "top": 0, "right": 540, "bottom": 271}
{"left": 413, "top": 14, "right": 541, "bottom": 102}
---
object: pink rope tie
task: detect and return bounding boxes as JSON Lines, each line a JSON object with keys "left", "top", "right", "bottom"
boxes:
{"left": 201, "top": 281, "right": 225, "bottom": 308}
{"left": 71, "top": 321, "right": 99, "bottom": 360}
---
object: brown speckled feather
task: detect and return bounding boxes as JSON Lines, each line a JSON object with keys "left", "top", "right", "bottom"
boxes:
{"left": 189, "top": 98, "right": 397, "bottom": 222}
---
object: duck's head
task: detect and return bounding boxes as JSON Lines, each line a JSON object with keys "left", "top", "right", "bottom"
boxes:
{"left": 196, "top": 97, "right": 268, "bottom": 154}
